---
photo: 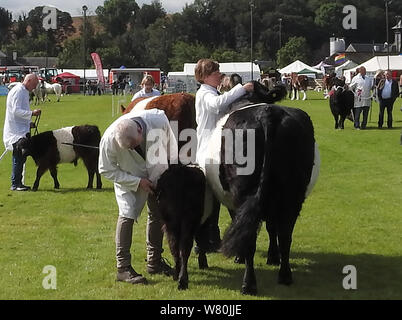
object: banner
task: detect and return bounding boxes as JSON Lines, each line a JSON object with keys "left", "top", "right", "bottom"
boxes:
{"left": 90, "top": 52, "right": 105, "bottom": 86}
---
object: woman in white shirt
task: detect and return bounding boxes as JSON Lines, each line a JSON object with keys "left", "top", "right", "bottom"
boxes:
{"left": 193, "top": 59, "right": 253, "bottom": 253}
{"left": 194, "top": 59, "right": 253, "bottom": 168}
{"left": 131, "top": 75, "right": 161, "bottom": 102}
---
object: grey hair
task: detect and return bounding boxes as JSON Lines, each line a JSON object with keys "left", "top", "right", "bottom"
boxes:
{"left": 114, "top": 118, "right": 140, "bottom": 149}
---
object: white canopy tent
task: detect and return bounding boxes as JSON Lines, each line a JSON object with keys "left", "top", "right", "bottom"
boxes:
{"left": 278, "top": 60, "right": 324, "bottom": 75}
{"left": 57, "top": 69, "right": 109, "bottom": 81}
{"left": 168, "top": 62, "right": 261, "bottom": 93}
{"left": 335, "top": 60, "right": 358, "bottom": 77}
{"left": 343, "top": 55, "right": 402, "bottom": 83}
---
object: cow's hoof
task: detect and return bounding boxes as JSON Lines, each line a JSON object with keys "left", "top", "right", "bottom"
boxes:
{"left": 266, "top": 255, "right": 280, "bottom": 266}
{"left": 241, "top": 284, "right": 257, "bottom": 296}
{"left": 278, "top": 269, "right": 293, "bottom": 286}
{"left": 198, "top": 254, "right": 208, "bottom": 269}
{"left": 178, "top": 280, "right": 188, "bottom": 290}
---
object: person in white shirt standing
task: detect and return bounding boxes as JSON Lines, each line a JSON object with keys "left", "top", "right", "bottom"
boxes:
{"left": 193, "top": 59, "right": 254, "bottom": 253}
{"left": 131, "top": 75, "right": 161, "bottom": 102}
{"left": 377, "top": 70, "right": 399, "bottom": 128}
{"left": 3, "top": 74, "right": 41, "bottom": 191}
{"left": 349, "top": 66, "right": 373, "bottom": 130}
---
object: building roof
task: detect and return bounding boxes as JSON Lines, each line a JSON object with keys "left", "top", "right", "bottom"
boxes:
{"left": 346, "top": 43, "right": 385, "bottom": 53}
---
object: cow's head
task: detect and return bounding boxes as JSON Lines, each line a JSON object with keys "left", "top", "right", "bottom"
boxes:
{"left": 14, "top": 134, "right": 32, "bottom": 158}
{"left": 249, "top": 81, "right": 287, "bottom": 104}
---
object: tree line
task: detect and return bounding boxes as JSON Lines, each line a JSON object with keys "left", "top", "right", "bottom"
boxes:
{"left": 0, "top": 0, "right": 401, "bottom": 72}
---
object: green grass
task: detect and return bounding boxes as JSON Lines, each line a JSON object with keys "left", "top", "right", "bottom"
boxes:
{"left": 0, "top": 91, "right": 402, "bottom": 300}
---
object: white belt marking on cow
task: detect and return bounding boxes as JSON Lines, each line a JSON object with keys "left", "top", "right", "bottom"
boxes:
{"left": 53, "top": 127, "right": 76, "bottom": 163}
{"left": 129, "top": 96, "right": 159, "bottom": 112}
{"left": 204, "top": 105, "right": 265, "bottom": 213}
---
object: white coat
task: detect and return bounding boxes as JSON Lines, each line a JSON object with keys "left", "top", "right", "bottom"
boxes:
{"left": 98, "top": 109, "right": 178, "bottom": 221}
{"left": 131, "top": 88, "right": 161, "bottom": 102}
{"left": 349, "top": 74, "right": 373, "bottom": 108}
{"left": 3, "top": 83, "right": 32, "bottom": 150}
{"left": 195, "top": 83, "right": 246, "bottom": 168}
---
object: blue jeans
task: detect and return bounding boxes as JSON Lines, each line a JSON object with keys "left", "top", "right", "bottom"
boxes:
{"left": 354, "top": 106, "right": 370, "bottom": 129}
{"left": 11, "top": 144, "right": 27, "bottom": 188}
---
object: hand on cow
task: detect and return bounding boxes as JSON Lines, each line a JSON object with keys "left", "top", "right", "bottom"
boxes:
{"left": 139, "top": 178, "right": 155, "bottom": 195}
{"left": 243, "top": 82, "right": 254, "bottom": 92}
{"left": 32, "top": 109, "right": 41, "bottom": 116}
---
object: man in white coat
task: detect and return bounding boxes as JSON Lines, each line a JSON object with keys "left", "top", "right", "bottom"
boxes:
{"left": 349, "top": 66, "right": 374, "bottom": 129}
{"left": 3, "top": 73, "right": 41, "bottom": 191}
{"left": 99, "top": 108, "right": 178, "bottom": 284}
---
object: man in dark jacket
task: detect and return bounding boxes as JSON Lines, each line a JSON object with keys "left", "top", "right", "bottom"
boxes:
{"left": 377, "top": 70, "right": 399, "bottom": 128}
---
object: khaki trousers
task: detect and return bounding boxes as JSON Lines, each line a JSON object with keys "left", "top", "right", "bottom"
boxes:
{"left": 115, "top": 194, "right": 164, "bottom": 269}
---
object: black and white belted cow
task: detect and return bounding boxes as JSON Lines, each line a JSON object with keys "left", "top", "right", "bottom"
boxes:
{"left": 156, "top": 82, "right": 320, "bottom": 294}
{"left": 14, "top": 125, "right": 102, "bottom": 191}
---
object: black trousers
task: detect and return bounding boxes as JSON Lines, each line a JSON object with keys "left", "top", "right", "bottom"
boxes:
{"left": 378, "top": 98, "right": 395, "bottom": 128}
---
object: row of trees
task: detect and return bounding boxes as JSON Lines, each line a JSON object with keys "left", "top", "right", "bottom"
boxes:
{"left": 1, "top": 0, "right": 401, "bottom": 72}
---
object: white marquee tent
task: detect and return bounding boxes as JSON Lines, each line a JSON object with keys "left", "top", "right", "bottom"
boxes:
{"left": 168, "top": 62, "right": 261, "bottom": 93}
{"left": 343, "top": 55, "right": 402, "bottom": 83}
{"left": 278, "top": 60, "right": 324, "bottom": 75}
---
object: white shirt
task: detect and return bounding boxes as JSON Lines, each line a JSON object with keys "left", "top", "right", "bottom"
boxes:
{"left": 195, "top": 83, "right": 246, "bottom": 168}
{"left": 349, "top": 74, "right": 373, "bottom": 108}
{"left": 131, "top": 88, "right": 161, "bottom": 102}
{"left": 99, "top": 109, "right": 178, "bottom": 220}
{"left": 381, "top": 79, "right": 392, "bottom": 99}
{"left": 3, "top": 83, "right": 33, "bottom": 151}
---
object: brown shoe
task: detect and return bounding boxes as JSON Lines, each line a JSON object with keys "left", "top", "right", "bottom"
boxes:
{"left": 147, "top": 257, "right": 174, "bottom": 276}
{"left": 116, "top": 266, "right": 148, "bottom": 284}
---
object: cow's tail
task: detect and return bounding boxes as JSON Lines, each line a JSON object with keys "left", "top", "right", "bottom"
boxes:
{"left": 221, "top": 110, "right": 277, "bottom": 258}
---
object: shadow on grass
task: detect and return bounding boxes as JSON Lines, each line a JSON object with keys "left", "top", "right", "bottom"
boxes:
{"left": 192, "top": 250, "right": 402, "bottom": 300}
{"left": 30, "top": 187, "right": 114, "bottom": 193}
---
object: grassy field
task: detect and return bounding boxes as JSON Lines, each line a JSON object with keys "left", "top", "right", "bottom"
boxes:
{"left": 0, "top": 90, "right": 401, "bottom": 300}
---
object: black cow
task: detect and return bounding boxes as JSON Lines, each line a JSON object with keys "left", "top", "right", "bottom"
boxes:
{"left": 156, "top": 83, "right": 320, "bottom": 294}
{"left": 217, "top": 103, "right": 319, "bottom": 294}
{"left": 329, "top": 77, "right": 354, "bottom": 129}
{"left": 156, "top": 164, "right": 206, "bottom": 290}
{"left": 14, "top": 125, "right": 102, "bottom": 191}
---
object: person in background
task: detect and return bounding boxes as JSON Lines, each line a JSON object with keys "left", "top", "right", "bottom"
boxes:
{"left": 3, "top": 73, "right": 41, "bottom": 191}
{"left": 349, "top": 66, "right": 373, "bottom": 130}
{"left": 377, "top": 70, "right": 399, "bottom": 129}
{"left": 131, "top": 75, "right": 161, "bottom": 102}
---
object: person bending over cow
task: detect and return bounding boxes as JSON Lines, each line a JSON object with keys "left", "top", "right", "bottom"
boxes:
{"left": 3, "top": 73, "right": 41, "bottom": 191}
{"left": 99, "top": 109, "right": 178, "bottom": 285}
{"left": 193, "top": 59, "right": 254, "bottom": 252}
{"left": 131, "top": 74, "right": 161, "bottom": 102}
